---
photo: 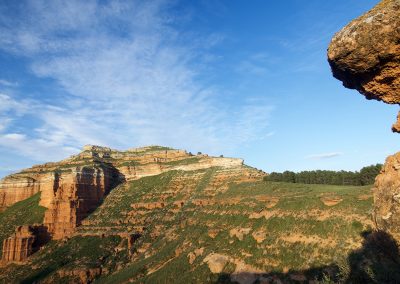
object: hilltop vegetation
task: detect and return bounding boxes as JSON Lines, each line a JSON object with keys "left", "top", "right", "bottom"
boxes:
{"left": 265, "top": 164, "right": 382, "bottom": 186}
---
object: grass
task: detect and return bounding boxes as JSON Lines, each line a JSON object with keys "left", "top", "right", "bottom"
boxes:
{"left": 0, "top": 192, "right": 46, "bottom": 255}
{"left": 0, "top": 170, "right": 379, "bottom": 283}
{"left": 163, "top": 157, "right": 201, "bottom": 166}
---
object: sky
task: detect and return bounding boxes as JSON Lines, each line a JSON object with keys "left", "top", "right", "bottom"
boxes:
{"left": 0, "top": 0, "right": 398, "bottom": 178}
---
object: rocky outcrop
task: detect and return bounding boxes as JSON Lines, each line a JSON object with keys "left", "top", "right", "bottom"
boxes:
{"left": 43, "top": 165, "right": 120, "bottom": 240}
{"left": 373, "top": 153, "right": 400, "bottom": 240}
{"left": 328, "top": 0, "right": 400, "bottom": 132}
{"left": 328, "top": 0, "right": 400, "bottom": 242}
{"left": 1, "top": 225, "right": 49, "bottom": 262}
{"left": 1, "top": 226, "right": 35, "bottom": 262}
{"left": 0, "top": 177, "right": 39, "bottom": 211}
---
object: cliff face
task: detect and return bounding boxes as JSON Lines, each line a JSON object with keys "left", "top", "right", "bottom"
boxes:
{"left": 328, "top": 0, "right": 400, "bottom": 131}
{"left": 0, "top": 177, "right": 40, "bottom": 211}
{"left": 0, "top": 145, "right": 263, "bottom": 261}
{"left": 328, "top": 0, "right": 400, "bottom": 240}
{"left": 1, "top": 225, "right": 49, "bottom": 262}
{"left": 42, "top": 165, "right": 120, "bottom": 240}
{"left": 1, "top": 226, "right": 35, "bottom": 262}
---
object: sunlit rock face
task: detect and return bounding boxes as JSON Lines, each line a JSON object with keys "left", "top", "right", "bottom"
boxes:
{"left": 373, "top": 153, "right": 400, "bottom": 240}
{"left": 328, "top": 0, "right": 400, "bottom": 131}
{"left": 42, "top": 165, "right": 120, "bottom": 240}
{"left": 0, "top": 177, "right": 40, "bottom": 211}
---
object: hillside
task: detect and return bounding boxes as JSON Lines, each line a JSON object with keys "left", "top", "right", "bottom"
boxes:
{"left": 0, "top": 145, "right": 387, "bottom": 283}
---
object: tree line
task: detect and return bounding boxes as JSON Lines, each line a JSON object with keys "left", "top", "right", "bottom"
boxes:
{"left": 264, "top": 164, "right": 382, "bottom": 186}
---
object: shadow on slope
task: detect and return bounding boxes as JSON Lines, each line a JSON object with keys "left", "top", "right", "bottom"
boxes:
{"left": 216, "top": 230, "right": 400, "bottom": 283}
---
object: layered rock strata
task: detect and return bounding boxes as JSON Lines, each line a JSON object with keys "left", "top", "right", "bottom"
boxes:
{"left": 328, "top": 0, "right": 400, "bottom": 241}
{"left": 0, "top": 145, "right": 261, "bottom": 260}
{"left": 0, "top": 177, "right": 39, "bottom": 211}
{"left": 43, "top": 165, "right": 120, "bottom": 240}
{"left": 1, "top": 225, "right": 49, "bottom": 262}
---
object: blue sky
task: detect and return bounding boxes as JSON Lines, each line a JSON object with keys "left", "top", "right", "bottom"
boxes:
{"left": 0, "top": 0, "right": 398, "bottom": 178}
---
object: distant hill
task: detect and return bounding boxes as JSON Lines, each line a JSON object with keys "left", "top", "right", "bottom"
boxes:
{"left": 1, "top": 145, "right": 397, "bottom": 283}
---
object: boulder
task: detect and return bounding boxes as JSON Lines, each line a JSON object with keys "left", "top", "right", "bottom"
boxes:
{"left": 328, "top": 0, "right": 400, "bottom": 131}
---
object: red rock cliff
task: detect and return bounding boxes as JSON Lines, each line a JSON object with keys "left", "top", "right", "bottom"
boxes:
{"left": 1, "top": 226, "right": 35, "bottom": 262}
{"left": 0, "top": 176, "right": 39, "bottom": 211}
{"left": 43, "top": 165, "right": 120, "bottom": 240}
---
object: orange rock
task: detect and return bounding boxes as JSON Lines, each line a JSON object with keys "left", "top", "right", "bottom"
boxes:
{"left": 328, "top": 0, "right": 400, "bottom": 132}
{"left": 373, "top": 152, "right": 400, "bottom": 241}
{"left": 43, "top": 165, "right": 120, "bottom": 239}
{"left": 0, "top": 176, "right": 40, "bottom": 210}
{"left": 1, "top": 226, "right": 35, "bottom": 263}
{"left": 1, "top": 225, "right": 49, "bottom": 263}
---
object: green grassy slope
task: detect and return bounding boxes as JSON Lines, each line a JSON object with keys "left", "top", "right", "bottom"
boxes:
{"left": 0, "top": 170, "right": 381, "bottom": 283}
{"left": 98, "top": 180, "right": 373, "bottom": 283}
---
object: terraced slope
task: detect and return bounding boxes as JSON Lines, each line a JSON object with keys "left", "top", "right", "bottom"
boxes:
{"left": 0, "top": 166, "right": 377, "bottom": 283}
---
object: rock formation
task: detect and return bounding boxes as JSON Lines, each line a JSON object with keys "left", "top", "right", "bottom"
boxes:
{"left": 0, "top": 176, "right": 39, "bottom": 211}
{"left": 0, "top": 145, "right": 263, "bottom": 261}
{"left": 43, "top": 164, "right": 120, "bottom": 240}
{"left": 373, "top": 153, "right": 400, "bottom": 240}
{"left": 328, "top": 0, "right": 400, "bottom": 131}
{"left": 1, "top": 225, "right": 49, "bottom": 262}
{"left": 328, "top": 0, "right": 400, "bottom": 240}
{"left": 1, "top": 226, "right": 36, "bottom": 262}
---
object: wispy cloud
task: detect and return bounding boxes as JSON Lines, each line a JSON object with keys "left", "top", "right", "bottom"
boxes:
{"left": 0, "top": 79, "right": 18, "bottom": 87}
{"left": 0, "top": 0, "right": 273, "bottom": 161}
{"left": 306, "top": 152, "right": 343, "bottom": 160}
{"left": 0, "top": 132, "right": 79, "bottom": 161}
{"left": 236, "top": 52, "right": 278, "bottom": 76}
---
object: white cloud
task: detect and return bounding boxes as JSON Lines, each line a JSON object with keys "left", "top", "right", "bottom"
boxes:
{"left": 0, "top": 132, "right": 80, "bottom": 162}
{"left": 2, "top": 133, "right": 26, "bottom": 140}
{"left": 306, "top": 152, "right": 343, "bottom": 160}
{"left": 0, "top": 0, "right": 274, "bottom": 161}
{"left": 0, "top": 79, "right": 18, "bottom": 87}
{"left": 0, "top": 94, "right": 29, "bottom": 114}
{"left": 0, "top": 117, "right": 12, "bottom": 132}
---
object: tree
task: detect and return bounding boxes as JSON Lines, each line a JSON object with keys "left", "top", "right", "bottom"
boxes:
{"left": 264, "top": 164, "right": 382, "bottom": 186}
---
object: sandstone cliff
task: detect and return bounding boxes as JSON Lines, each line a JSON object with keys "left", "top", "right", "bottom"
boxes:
{"left": 42, "top": 164, "right": 120, "bottom": 240}
{"left": 1, "top": 226, "right": 35, "bottom": 262}
{"left": 0, "top": 176, "right": 40, "bottom": 211}
{"left": 328, "top": 0, "right": 400, "bottom": 240}
{"left": 1, "top": 225, "right": 49, "bottom": 262}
